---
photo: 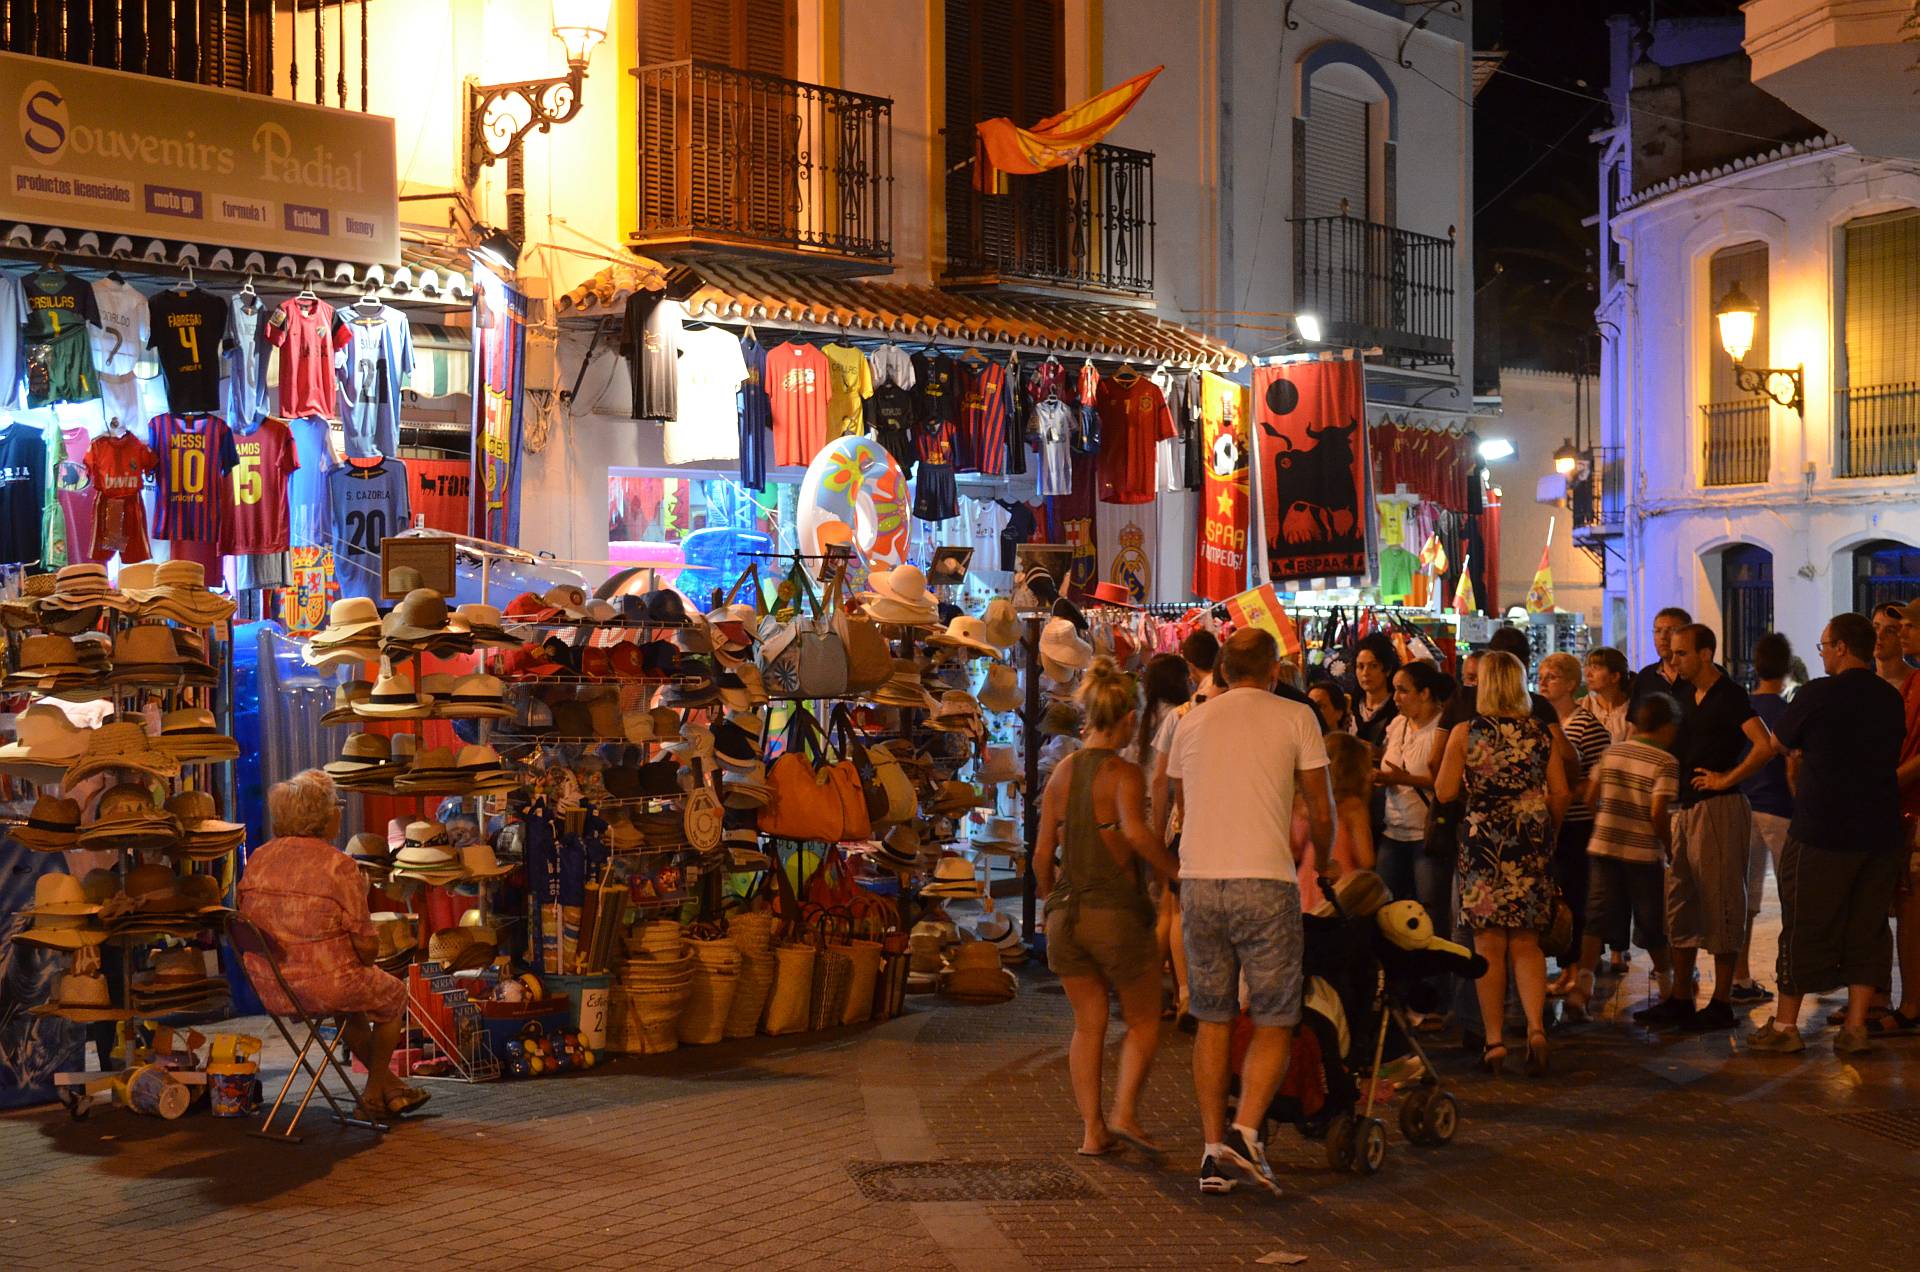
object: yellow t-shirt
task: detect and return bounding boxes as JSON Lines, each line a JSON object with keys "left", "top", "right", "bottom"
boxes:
{"left": 820, "top": 343, "right": 874, "bottom": 438}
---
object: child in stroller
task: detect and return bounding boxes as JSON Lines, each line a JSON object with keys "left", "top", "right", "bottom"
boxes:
{"left": 1230, "top": 870, "right": 1486, "bottom": 1175}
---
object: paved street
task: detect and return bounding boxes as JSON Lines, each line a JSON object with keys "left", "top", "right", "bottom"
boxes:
{"left": 3, "top": 900, "right": 1917, "bottom": 1271}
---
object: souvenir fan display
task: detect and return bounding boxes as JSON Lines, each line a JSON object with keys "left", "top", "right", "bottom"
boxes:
{"left": 0, "top": 558, "right": 244, "bottom": 1122}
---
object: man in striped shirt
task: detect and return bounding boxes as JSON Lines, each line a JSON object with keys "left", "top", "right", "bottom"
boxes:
{"left": 1563, "top": 693, "right": 1681, "bottom": 1020}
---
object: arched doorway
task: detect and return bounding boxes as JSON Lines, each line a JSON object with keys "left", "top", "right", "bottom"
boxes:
{"left": 1721, "top": 544, "right": 1773, "bottom": 688}
{"left": 1851, "top": 539, "right": 1920, "bottom": 617}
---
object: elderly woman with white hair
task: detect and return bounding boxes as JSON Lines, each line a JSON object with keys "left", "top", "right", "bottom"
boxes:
{"left": 237, "top": 769, "right": 427, "bottom": 1119}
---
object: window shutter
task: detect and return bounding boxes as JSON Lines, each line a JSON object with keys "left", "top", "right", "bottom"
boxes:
{"left": 1844, "top": 211, "right": 1920, "bottom": 392}
{"left": 945, "top": 0, "right": 1063, "bottom": 270}
{"left": 1302, "top": 87, "right": 1369, "bottom": 220}
{"left": 1708, "top": 242, "right": 1768, "bottom": 404}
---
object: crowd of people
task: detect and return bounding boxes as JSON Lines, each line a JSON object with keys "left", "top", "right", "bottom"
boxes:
{"left": 1030, "top": 602, "right": 1918, "bottom": 1197}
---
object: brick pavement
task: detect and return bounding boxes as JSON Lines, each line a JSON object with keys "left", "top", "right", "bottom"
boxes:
{"left": 2, "top": 890, "right": 1917, "bottom": 1271}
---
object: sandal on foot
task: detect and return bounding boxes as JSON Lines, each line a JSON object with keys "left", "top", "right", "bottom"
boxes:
{"left": 1865, "top": 1008, "right": 1920, "bottom": 1037}
{"left": 1076, "top": 1138, "right": 1124, "bottom": 1157}
{"left": 1525, "top": 1031, "right": 1550, "bottom": 1077}
{"left": 1111, "top": 1127, "right": 1166, "bottom": 1157}
{"left": 1480, "top": 1040, "right": 1507, "bottom": 1074}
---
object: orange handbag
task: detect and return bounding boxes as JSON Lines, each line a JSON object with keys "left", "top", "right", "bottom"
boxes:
{"left": 758, "top": 708, "right": 873, "bottom": 842}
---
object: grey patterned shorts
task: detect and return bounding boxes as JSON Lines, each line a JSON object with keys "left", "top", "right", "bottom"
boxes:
{"left": 1179, "top": 877, "right": 1303, "bottom": 1027}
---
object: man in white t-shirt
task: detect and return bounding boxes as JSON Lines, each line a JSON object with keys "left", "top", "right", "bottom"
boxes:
{"left": 1167, "top": 627, "right": 1332, "bottom": 1197}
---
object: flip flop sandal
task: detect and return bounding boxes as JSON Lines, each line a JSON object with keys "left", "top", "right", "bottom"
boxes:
{"left": 1076, "top": 1139, "right": 1124, "bottom": 1157}
{"left": 387, "top": 1086, "right": 433, "bottom": 1116}
{"left": 1111, "top": 1128, "right": 1166, "bottom": 1157}
{"left": 1865, "top": 1009, "right": 1920, "bottom": 1037}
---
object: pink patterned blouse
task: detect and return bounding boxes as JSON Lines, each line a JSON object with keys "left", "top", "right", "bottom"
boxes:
{"left": 237, "top": 836, "right": 406, "bottom": 1023}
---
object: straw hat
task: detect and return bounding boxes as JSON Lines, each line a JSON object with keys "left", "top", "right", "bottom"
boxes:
{"left": 439, "top": 674, "right": 514, "bottom": 719}
{"left": 925, "top": 615, "right": 1000, "bottom": 658}
{"left": 426, "top": 926, "right": 495, "bottom": 972}
{"left": 0, "top": 705, "right": 93, "bottom": 772}
{"left": 39, "top": 562, "right": 129, "bottom": 613}
{"left": 980, "top": 597, "right": 1021, "bottom": 648}
{"left": 29, "top": 970, "right": 128, "bottom": 1022}
{"left": 348, "top": 832, "right": 392, "bottom": 873}
{"left": 320, "top": 680, "right": 373, "bottom": 725}
{"left": 353, "top": 671, "right": 433, "bottom": 718}
{"left": 928, "top": 691, "right": 983, "bottom": 734}
{"left": 4, "top": 634, "right": 86, "bottom": 688}
{"left": 1039, "top": 617, "right": 1093, "bottom": 679}
{"left": 969, "top": 816, "right": 1025, "bottom": 856}
{"left": 110, "top": 624, "right": 215, "bottom": 684}
{"left": 66, "top": 721, "right": 179, "bottom": 784}
{"left": 309, "top": 596, "right": 384, "bottom": 647}
{"left": 80, "top": 784, "right": 182, "bottom": 851}
{"left": 154, "top": 707, "right": 240, "bottom": 763}
{"left": 977, "top": 745, "right": 1021, "bottom": 787}
{"left": 137, "top": 560, "right": 235, "bottom": 624}
{"left": 448, "top": 603, "right": 517, "bottom": 647}
{"left": 163, "top": 790, "right": 246, "bottom": 859}
{"left": 12, "top": 794, "right": 82, "bottom": 851}
{"left": 870, "top": 658, "right": 938, "bottom": 711}
{"left": 720, "top": 763, "right": 773, "bottom": 809}
{"left": 920, "top": 855, "right": 984, "bottom": 898}
{"left": 17, "top": 874, "right": 106, "bottom": 949}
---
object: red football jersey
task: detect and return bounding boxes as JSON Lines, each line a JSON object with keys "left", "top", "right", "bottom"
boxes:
{"left": 83, "top": 432, "right": 157, "bottom": 563}
{"left": 227, "top": 417, "right": 301, "bottom": 553}
{"left": 1095, "top": 375, "right": 1175, "bottom": 505}
{"left": 263, "top": 296, "right": 338, "bottom": 419}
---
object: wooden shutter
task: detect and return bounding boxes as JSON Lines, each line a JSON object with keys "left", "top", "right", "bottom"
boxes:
{"left": 1302, "top": 87, "right": 1369, "bottom": 220}
{"left": 1844, "top": 211, "right": 1920, "bottom": 392}
{"left": 944, "top": 0, "right": 1064, "bottom": 270}
{"left": 1708, "top": 242, "right": 1768, "bottom": 404}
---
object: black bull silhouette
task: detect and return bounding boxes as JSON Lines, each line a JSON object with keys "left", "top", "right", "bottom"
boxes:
{"left": 1260, "top": 416, "right": 1363, "bottom": 550}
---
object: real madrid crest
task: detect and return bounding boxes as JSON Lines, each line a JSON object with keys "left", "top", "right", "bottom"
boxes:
{"left": 1110, "top": 522, "right": 1149, "bottom": 604}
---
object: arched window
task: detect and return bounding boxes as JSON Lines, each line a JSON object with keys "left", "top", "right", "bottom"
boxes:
{"left": 1852, "top": 539, "right": 1920, "bottom": 616}
{"left": 1298, "top": 56, "right": 1391, "bottom": 224}
{"left": 1720, "top": 545, "right": 1773, "bottom": 688}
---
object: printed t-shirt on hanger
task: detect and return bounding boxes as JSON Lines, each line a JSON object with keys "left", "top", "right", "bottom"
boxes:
{"left": 864, "top": 382, "right": 917, "bottom": 476}
{"left": 84, "top": 430, "right": 156, "bottom": 563}
{"left": 90, "top": 278, "right": 150, "bottom": 428}
{"left": 623, "top": 293, "right": 681, "bottom": 421}
{"left": 819, "top": 342, "right": 873, "bottom": 439}
{"left": 21, "top": 270, "right": 101, "bottom": 408}
{"left": 332, "top": 304, "right": 413, "bottom": 458}
{"left": 227, "top": 417, "right": 300, "bottom": 554}
{"left": 264, "top": 297, "right": 338, "bottom": 419}
{"left": 663, "top": 325, "right": 749, "bottom": 466}
{"left": 146, "top": 287, "right": 228, "bottom": 414}
{"left": 0, "top": 420, "right": 46, "bottom": 565}
{"left": 328, "top": 459, "right": 411, "bottom": 600}
{"left": 149, "top": 413, "right": 239, "bottom": 556}
{"left": 1094, "top": 373, "right": 1175, "bottom": 504}
{"left": 765, "top": 342, "right": 829, "bottom": 468}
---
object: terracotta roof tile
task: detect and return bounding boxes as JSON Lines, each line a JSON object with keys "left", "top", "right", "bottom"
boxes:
{"left": 556, "top": 261, "right": 1244, "bottom": 369}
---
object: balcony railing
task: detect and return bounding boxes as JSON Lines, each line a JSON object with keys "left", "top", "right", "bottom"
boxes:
{"left": 1572, "top": 445, "right": 1624, "bottom": 534}
{"left": 633, "top": 61, "right": 893, "bottom": 268}
{"left": 944, "top": 143, "right": 1155, "bottom": 297}
{"left": 1292, "top": 215, "right": 1455, "bottom": 368}
{"left": 1, "top": 0, "right": 373, "bottom": 110}
{"left": 1836, "top": 382, "right": 1920, "bottom": 478}
{"left": 1701, "top": 400, "right": 1771, "bottom": 486}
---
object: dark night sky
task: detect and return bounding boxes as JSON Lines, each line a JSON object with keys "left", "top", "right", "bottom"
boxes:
{"left": 1471, "top": 0, "right": 1746, "bottom": 383}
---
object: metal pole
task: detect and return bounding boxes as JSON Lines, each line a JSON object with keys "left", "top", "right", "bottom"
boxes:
{"left": 1019, "top": 614, "right": 1042, "bottom": 946}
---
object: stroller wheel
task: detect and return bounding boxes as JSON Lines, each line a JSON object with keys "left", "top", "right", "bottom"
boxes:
{"left": 1398, "top": 1089, "right": 1432, "bottom": 1142}
{"left": 1357, "top": 1118, "right": 1388, "bottom": 1174}
{"left": 1423, "top": 1092, "right": 1459, "bottom": 1145}
{"left": 1324, "top": 1112, "right": 1356, "bottom": 1171}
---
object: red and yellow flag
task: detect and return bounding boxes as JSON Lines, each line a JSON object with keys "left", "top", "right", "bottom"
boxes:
{"left": 1453, "top": 554, "right": 1477, "bottom": 617}
{"left": 1226, "top": 583, "right": 1302, "bottom": 657}
{"left": 975, "top": 66, "right": 1163, "bottom": 192}
{"left": 1525, "top": 518, "right": 1556, "bottom": 614}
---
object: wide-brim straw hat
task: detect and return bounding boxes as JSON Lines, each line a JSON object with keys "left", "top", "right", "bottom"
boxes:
{"left": 65, "top": 722, "right": 180, "bottom": 784}
{"left": 925, "top": 616, "right": 1000, "bottom": 658}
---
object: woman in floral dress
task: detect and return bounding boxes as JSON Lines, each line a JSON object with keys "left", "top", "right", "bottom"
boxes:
{"left": 1436, "top": 651, "right": 1569, "bottom": 1076}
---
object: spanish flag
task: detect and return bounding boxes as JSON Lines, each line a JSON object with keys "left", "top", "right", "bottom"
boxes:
{"left": 1226, "top": 583, "right": 1301, "bottom": 657}
{"left": 1525, "top": 518, "right": 1556, "bottom": 614}
{"left": 975, "top": 66, "right": 1163, "bottom": 193}
{"left": 1453, "top": 555, "right": 1477, "bottom": 617}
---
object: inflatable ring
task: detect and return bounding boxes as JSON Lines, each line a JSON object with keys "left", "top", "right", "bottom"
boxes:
{"left": 796, "top": 434, "right": 911, "bottom": 582}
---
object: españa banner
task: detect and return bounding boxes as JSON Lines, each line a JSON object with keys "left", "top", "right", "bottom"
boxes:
{"left": 472, "top": 262, "right": 529, "bottom": 545}
{"left": 1193, "top": 372, "right": 1251, "bottom": 601}
{"left": 1225, "top": 583, "right": 1302, "bottom": 658}
{"left": 1253, "top": 359, "right": 1370, "bottom": 582}
{"left": 1, "top": 50, "right": 398, "bottom": 265}
{"left": 975, "top": 66, "right": 1162, "bottom": 193}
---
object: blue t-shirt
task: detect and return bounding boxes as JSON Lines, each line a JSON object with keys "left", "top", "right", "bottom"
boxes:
{"left": 332, "top": 305, "right": 413, "bottom": 458}
{"left": 327, "top": 459, "right": 410, "bottom": 599}
{"left": 1741, "top": 690, "right": 1794, "bottom": 818}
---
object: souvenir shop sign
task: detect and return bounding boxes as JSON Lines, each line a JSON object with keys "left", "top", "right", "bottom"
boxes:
{"left": 380, "top": 536, "right": 456, "bottom": 599}
{"left": 1, "top": 51, "right": 398, "bottom": 266}
{"left": 1253, "top": 361, "right": 1369, "bottom": 582}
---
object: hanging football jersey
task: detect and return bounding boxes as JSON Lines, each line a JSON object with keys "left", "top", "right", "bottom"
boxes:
{"left": 84, "top": 430, "right": 156, "bottom": 564}
{"left": 149, "top": 413, "right": 239, "bottom": 572}
{"left": 147, "top": 286, "right": 228, "bottom": 415}
{"left": 20, "top": 269, "right": 100, "bottom": 408}
{"left": 263, "top": 296, "right": 337, "bottom": 419}
{"left": 328, "top": 459, "right": 410, "bottom": 599}
{"left": 0, "top": 419, "right": 47, "bottom": 565}
{"left": 332, "top": 304, "right": 413, "bottom": 458}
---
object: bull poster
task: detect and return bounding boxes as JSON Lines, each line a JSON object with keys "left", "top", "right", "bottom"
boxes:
{"left": 471, "top": 261, "right": 528, "bottom": 545}
{"left": 1193, "top": 372, "right": 1250, "bottom": 601}
{"left": 1253, "top": 360, "right": 1370, "bottom": 582}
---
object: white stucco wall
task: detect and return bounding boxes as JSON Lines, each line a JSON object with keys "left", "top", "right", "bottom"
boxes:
{"left": 1600, "top": 142, "right": 1920, "bottom": 667}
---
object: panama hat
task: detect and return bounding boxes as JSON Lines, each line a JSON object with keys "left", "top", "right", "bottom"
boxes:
{"left": 925, "top": 615, "right": 1000, "bottom": 659}
{"left": 310, "top": 596, "right": 384, "bottom": 646}
{"left": 920, "top": 855, "right": 985, "bottom": 898}
{"left": 426, "top": 927, "right": 492, "bottom": 972}
{"left": 66, "top": 721, "right": 178, "bottom": 784}
{"left": 0, "top": 705, "right": 93, "bottom": 773}
{"left": 969, "top": 816, "right": 1025, "bottom": 856}
{"left": 439, "top": 674, "right": 514, "bottom": 719}
{"left": 154, "top": 707, "right": 241, "bottom": 763}
{"left": 353, "top": 671, "right": 433, "bottom": 718}
{"left": 711, "top": 715, "right": 765, "bottom": 770}
{"left": 325, "top": 731, "right": 394, "bottom": 777}
{"left": 23, "top": 871, "right": 100, "bottom": 918}
{"left": 4, "top": 634, "right": 86, "bottom": 688}
{"left": 12, "top": 794, "right": 82, "bottom": 851}
{"left": 348, "top": 832, "right": 392, "bottom": 874}
{"left": 381, "top": 588, "right": 466, "bottom": 648}
{"left": 447, "top": 602, "right": 515, "bottom": 647}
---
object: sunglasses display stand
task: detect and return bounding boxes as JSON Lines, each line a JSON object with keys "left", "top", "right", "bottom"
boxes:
{"left": 3, "top": 576, "right": 244, "bottom": 1121}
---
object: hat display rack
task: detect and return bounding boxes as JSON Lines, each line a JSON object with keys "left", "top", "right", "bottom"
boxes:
{"left": 0, "top": 561, "right": 245, "bottom": 1121}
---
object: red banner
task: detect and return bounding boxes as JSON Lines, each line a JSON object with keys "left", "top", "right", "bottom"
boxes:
{"left": 1192, "top": 372, "right": 1250, "bottom": 601}
{"left": 1254, "top": 360, "right": 1369, "bottom": 582}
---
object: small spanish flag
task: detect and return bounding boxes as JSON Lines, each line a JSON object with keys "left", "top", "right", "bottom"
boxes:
{"left": 1525, "top": 518, "right": 1556, "bottom": 614}
{"left": 1226, "top": 583, "right": 1301, "bottom": 657}
{"left": 1453, "top": 555, "right": 1477, "bottom": 617}
{"left": 975, "top": 66, "right": 1163, "bottom": 192}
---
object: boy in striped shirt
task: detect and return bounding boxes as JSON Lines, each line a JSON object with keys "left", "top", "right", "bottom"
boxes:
{"left": 1564, "top": 692, "right": 1681, "bottom": 1019}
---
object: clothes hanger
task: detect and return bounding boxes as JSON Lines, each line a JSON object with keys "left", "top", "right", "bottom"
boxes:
{"left": 106, "top": 414, "right": 128, "bottom": 436}
{"left": 296, "top": 276, "right": 318, "bottom": 301}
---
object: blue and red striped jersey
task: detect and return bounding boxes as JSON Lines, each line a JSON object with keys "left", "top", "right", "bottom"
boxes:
{"left": 959, "top": 360, "right": 1010, "bottom": 477}
{"left": 149, "top": 413, "right": 239, "bottom": 546}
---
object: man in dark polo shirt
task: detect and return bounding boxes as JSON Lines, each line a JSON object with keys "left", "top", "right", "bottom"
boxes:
{"left": 1629, "top": 606, "right": 1695, "bottom": 717}
{"left": 1748, "top": 612, "right": 1907, "bottom": 1055}
{"left": 1636, "top": 623, "right": 1774, "bottom": 1031}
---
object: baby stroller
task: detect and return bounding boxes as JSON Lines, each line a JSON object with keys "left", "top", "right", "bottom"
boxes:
{"left": 1229, "top": 870, "right": 1486, "bottom": 1175}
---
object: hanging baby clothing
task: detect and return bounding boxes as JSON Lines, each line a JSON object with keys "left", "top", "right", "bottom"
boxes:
{"left": 84, "top": 428, "right": 157, "bottom": 564}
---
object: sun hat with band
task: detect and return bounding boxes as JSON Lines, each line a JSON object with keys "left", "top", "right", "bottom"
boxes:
{"left": 12, "top": 794, "right": 82, "bottom": 851}
{"left": 920, "top": 855, "right": 986, "bottom": 899}
{"left": 154, "top": 708, "right": 241, "bottom": 763}
{"left": 925, "top": 615, "right": 1001, "bottom": 658}
{"left": 164, "top": 790, "right": 246, "bottom": 859}
{"left": 39, "top": 562, "right": 129, "bottom": 613}
{"left": 449, "top": 603, "right": 517, "bottom": 647}
{"left": 438, "top": 674, "right": 514, "bottom": 719}
{"left": 353, "top": 671, "right": 434, "bottom": 718}
{"left": 310, "top": 596, "right": 384, "bottom": 647}
{"left": 0, "top": 705, "right": 94, "bottom": 774}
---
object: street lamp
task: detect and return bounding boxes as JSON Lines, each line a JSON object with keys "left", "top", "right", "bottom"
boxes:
{"left": 1713, "top": 282, "right": 1804, "bottom": 417}
{"left": 1553, "top": 438, "right": 1579, "bottom": 476}
{"left": 465, "top": 0, "right": 613, "bottom": 187}
{"left": 1294, "top": 312, "right": 1323, "bottom": 344}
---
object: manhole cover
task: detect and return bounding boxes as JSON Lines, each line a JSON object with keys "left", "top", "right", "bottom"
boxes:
{"left": 848, "top": 1158, "right": 1099, "bottom": 1202}
{"left": 1831, "top": 1107, "right": 1920, "bottom": 1149}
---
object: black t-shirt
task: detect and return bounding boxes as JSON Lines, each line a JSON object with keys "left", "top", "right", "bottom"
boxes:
{"left": 1673, "top": 671, "right": 1756, "bottom": 807}
{"left": 864, "top": 382, "right": 917, "bottom": 475}
{"left": 1441, "top": 685, "right": 1557, "bottom": 732}
{"left": 622, "top": 292, "right": 677, "bottom": 421}
{"left": 0, "top": 421, "right": 46, "bottom": 565}
{"left": 1774, "top": 667, "right": 1905, "bottom": 852}
{"left": 21, "top": 270, "right": 100, "bottom": 343}
{"left": 147, "top": 287, "right": 228, "bottom": 414}
{"left": 1629, "top": 659, "right": 1694, "bottom": 715}
{"left": 998, "top": 500, "right": 1037, "bottom": 572}
{"left": 913, "top": 352, "right": 959, "bottom": 429}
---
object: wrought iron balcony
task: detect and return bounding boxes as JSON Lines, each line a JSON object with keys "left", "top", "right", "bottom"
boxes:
{"left": 1836, "top": 381, "right": 1920, "bottom": 478}
{"left": 1291, "top": 215, "right": 1455, "bottom": 369}
{"left": 1700, "top": 399, "right": 1771, "bottom": 486}
{"left": 944, "top": 143, "right": 1155, "bottom": 298}
{"left": 1571, "top": 445, "right": 1625, "bottom": 535}
{"left": 632, "top": 61, "right": 893, "bottom": 272}
{"left": 1, "top": 0, "right": 374, "bottom": 110}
